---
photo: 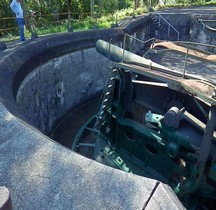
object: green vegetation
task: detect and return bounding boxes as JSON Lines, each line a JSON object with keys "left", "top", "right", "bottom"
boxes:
{"left": 0, "top": 0, "right": 215, "bottom": 41}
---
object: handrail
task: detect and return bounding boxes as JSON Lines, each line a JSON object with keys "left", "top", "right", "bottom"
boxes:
{"left": 183, "top": 41, "right": 190, "bottom": 78}
{"left": 197, "top": 19, "right": 216, "bottom": 32}
{"left": 122, "top": 33, "right": 156, "bottom": 63}
{"left": 0, "top": 11, "right": 115, "bottom": 40}
{"left": 176, "top": 40, "right": 216, "bottom": 48}
{"left": 122, "top": 32, "right": 216, "bottom": 80}
{"left": 197, "top": 19, "right": 216, "bottom": 22}
{"left": 157, "top": 13, "right": 180, "bottom": 40}
{"left": 124, "top": 34, "right": 155, "bottom": 45}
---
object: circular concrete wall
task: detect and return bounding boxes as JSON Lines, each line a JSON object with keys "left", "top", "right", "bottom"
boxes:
{"left": 0, "top": 8, "right": 216, "bottom": 210}
{"left": 16, "top": 48, "right": 110, "bottom": 134}
{"left": 0, "top": 29, "right": 125, "bottom": 134}
{"left": 1, "top": 10, "right": 215, "bottom": 136}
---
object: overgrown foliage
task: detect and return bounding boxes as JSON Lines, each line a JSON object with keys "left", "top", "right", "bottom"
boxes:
{"left": 0, "top": 0, "right": 215, "bottom": 39}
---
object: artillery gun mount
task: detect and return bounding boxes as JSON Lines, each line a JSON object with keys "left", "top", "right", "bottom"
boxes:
{"left": 70, "top": 39, "right": 216, "bottom": 209}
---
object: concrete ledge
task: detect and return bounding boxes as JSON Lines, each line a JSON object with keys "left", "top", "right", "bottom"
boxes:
{"left": 0, "top": 104, "right": 185, "bottom": 209}
{"left": 0, "top": 186, "right": 12, "bottom": 210}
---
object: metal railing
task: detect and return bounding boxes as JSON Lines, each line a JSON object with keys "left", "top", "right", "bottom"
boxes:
{"left": 197, "top": 19, "right": 216, "bottom": 32}
{"left": 0, "top": 11, "right": 117, "bottom": 41}
{"left": 114, "top": 33, "right": 216, "bottom": 81}
{"left": 122, "top": 33, "right": 156, "bottom": 62}
{"left": 157, "top": 13, "right": 180, "bottom": 41}
{"left": 177, "top": 40, "right": 216, "bottom": 78}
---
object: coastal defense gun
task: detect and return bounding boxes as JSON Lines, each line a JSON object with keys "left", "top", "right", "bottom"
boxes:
{"left": 74, "top": 39, "right": 216, "bottom": 209}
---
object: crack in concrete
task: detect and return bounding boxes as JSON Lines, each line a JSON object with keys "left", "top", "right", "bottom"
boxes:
{"left": 142, "top": 181, "right": 160, "bottom": 210}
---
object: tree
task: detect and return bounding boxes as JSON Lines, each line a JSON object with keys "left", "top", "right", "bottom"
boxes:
{"left": 134, "top": 0, "right": 140, "bottom": 9}
{"left": 90, "top": 0, "right": 94, "bottom": 17}
{"left": 67, "top": 0, "right": 72, "bottom": 31}
{"left": 21, "top": 0, "right": 31, "bottom": 30}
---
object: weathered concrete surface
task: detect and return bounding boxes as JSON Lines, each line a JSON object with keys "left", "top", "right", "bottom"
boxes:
{"left": 151, "top": 6, "right": 216, "bottom": 50}
{"left": 0, "top": 29, "right": 125, "bottom": 134}
{"left": 153, "top": 41, "right": 216, "bottom": 61}
{"left": 15, "top": 48, "right": 109, "bottom": 134}
{"left": 0, "top": 103, "right": 185, "bottom": 210}
{"left": 1, "top": 6, "right": 216, "bottom": 210}
{"left": 150, "top": 50, "right": 216, "bottom": 83}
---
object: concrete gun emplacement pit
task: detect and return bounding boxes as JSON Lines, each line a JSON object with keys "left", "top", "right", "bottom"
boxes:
{"left": 0, "top": 6, "right": 216, "bottom": 210}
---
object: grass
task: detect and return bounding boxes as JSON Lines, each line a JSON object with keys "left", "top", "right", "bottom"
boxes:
{"left": 1, "top": 2, "right": 215, "bottom": 42}
{"left": 0, "top": 5, "right": 149, "bottom": 42}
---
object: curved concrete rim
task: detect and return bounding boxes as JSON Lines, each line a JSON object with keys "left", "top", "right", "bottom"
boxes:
{"left": 1, "top": 9, "right": 209, "bottom": 209}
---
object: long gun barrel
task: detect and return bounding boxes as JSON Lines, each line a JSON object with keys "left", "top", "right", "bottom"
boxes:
{"left": 96, "top": 39, "right": 171, "bottom": 71}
